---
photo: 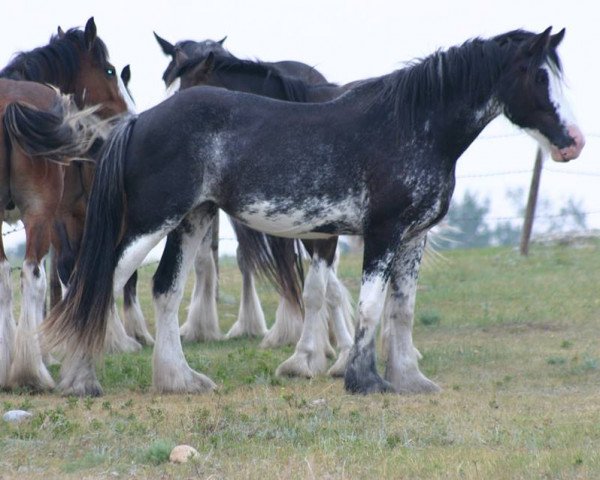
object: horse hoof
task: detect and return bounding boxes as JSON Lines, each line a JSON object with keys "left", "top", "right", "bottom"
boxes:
{"left": 328, "top": 347, "right": 351, "bottom": 377}
{"left": 275, "top": 350, "right": 327, "bottom": 378}
{"left": 58, "top": 378, "right": 103, "bottom": 397}
{"left": 153, "top": 366, "right": 216, "bottom": 393}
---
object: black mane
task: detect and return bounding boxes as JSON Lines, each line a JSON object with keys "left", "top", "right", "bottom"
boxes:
{"left": 0, "top": 27, "right": 110, "bottom": 90}
{"left": 173, "top": 54, "right": 322, "bottom": 103}
{"left": 375, "top": 30, "right": 561, "bottom": 126}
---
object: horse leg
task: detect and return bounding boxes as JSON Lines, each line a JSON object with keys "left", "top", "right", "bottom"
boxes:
{"left": 276, "top": 255, "right": 329, "bottom": 378}
{"left": 344, "top": 223, "right": 401, "bottom": 394}
{"left": 260, "top": 295, "right": 303, "bottom": 348}
{"left": 104, "top": 307, "right": 142, "bottom": 353}
{"left": 383, "top": 235, "right": 440, "bottom": 394}
{"left": 49, "top": 247, "right": 62, "bottom": 310}
{"left": 58, "top": 226, "right": 169, "bottom": 396}
{"left": 122, "top": 271, "right": 155, "bottom": 346}
{"left": 226, "top": 244, "right": 268, "bottom": 339}
{"left": 326, "top": 267, "right": 356, "bottom": 377}
{"left": 180, "top": 226, "right": 223, "bottom": 342}
{"left": 8, "top": 216, "right": 55, "bottom": 391}
{"left": 152, "top": 206, "right": 217, "bottom": 393}
{"left": 0, "top": 242, "right": 15, "bottom": 389}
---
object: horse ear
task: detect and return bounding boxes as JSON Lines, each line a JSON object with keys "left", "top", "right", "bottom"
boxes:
{"left": 217, "top": 36, "right": 228, "bottom": 46}
{"left": 526, "top": 26, "right": 552, "bottom": 58}
{"left": 175, "top": 49, "right": 189, "bottom": 65}
{"left": 121, "top": 65, "right": 131, "bottom": 87}
{"left": 550, "top": 28, "right": 566, "bottom": 49}
{"left": 84, "top": 17, "right": 97, "bottom": 51}
{"left": 57, "top": 26, "right": 65, "bottom": 38}
{"left": 154, "top": 32, "right": 176, "bottom": 56}
{"left": 191, "top": 52, "right": 216, "bottom": 80}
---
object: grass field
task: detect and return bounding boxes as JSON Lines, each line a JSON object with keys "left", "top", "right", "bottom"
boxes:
{"left": 2, "top": 241, "right": 600, "bottom": 479}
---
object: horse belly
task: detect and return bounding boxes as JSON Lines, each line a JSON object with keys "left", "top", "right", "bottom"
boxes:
{"left": 233, "top": 198, "right": 363, "bottom": 239}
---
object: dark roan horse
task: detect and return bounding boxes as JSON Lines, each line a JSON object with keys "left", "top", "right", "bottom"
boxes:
{"left": 46, "top": 28, "right": 584, "bottom": 396}
{"left": 167, "top": 50, "right": 360, "bottom": 378}
{"left": 0, "top": 17, "right": 134, "bottom": 391}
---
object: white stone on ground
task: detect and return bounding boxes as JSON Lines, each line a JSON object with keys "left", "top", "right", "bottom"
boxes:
{"left": 3, "top": 410, "right": 32, "bottom": 423}
{"left": 169, "top": 445, "right": 199, "bottom": 463}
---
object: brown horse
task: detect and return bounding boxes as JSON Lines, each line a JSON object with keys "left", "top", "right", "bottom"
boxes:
{"left": 0, "top": 18, "right": 134, "bottom": 391}
{"left": 0, "top": 79, "right": 100, "bottom": 390}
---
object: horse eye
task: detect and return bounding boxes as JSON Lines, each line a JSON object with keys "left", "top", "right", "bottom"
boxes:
{"left": 106, "top": 68, "right": 115, "bottom": 77}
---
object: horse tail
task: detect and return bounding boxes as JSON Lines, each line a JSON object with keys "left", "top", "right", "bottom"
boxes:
{"left": 232, "top": 220, "right": 304, "bottom": 310}
{"left": 3, "top": 93, "right": 100, "bottom": 164}
{"left": 43, "top": 116, "right": 137, "bottom": 356}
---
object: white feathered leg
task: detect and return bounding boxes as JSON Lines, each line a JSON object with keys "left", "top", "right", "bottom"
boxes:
{"left": 180, "top": 237, "right": 223, "bottom": 342}
{"left": 153, "top": 210, "right": 217, "bottom": 393}
{"left": 0, "top": 260, "right": 15, "bottom": 388}
{"left": 276, "top": 257, "right": 329, "bottom": 378}
{"left": 8, "top": 260, "right": 54, "bottom": 390}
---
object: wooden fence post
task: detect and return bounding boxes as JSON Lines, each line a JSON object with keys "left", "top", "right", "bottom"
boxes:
{"left": 520, "top": 147, "right": 544, "bottom": 256}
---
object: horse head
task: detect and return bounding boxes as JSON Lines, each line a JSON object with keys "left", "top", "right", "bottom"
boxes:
{"left": 497, "top": 27, "right": 584, "bottom": 162}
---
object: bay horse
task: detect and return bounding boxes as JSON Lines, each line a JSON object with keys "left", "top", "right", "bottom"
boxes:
{"left": 46, "top": 28, "right": 584, "bottom": 396}
{"left": 154, "top": 34, "right": 336, "bottom": 358}
{"left": 168, "top": 51, "right": 360, "bottom": 378}
{"left": 0, "top": 80, "right": 101, "bottom": 390}
{"left": 0, "top": 18, "right": 134, "bottom": 390}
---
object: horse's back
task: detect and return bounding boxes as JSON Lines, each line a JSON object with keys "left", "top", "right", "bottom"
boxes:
{"left": 271, "top": 60, "right": 327, "bottom": 84}
{"left": 0, "top": 79, "right": 55, "bottom": 111}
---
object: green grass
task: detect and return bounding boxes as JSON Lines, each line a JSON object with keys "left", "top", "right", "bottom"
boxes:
{"left": 2, "top": 242, "right": 600, "bottom": 478}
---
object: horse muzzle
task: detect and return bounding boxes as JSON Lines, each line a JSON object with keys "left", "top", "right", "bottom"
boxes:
{"left": 550, "top": 125, "right": 585, "bottom": 162}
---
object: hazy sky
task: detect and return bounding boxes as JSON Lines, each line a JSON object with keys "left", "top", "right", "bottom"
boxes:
{"left": 1, "top": 0, "right": 598, "bottom": 251}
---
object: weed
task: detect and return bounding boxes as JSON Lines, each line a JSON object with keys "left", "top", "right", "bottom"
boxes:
{"left": 143, "top": 439, "right": 174, "bottom": 465}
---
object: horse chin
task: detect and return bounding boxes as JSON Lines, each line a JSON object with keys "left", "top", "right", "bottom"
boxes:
{"left": 549, "top": 144, "right": 579, "bottom": 163}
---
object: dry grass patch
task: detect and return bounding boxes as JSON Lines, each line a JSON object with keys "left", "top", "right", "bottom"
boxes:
{"left": 2, "top": 242, "right": 600, "bottom": 478}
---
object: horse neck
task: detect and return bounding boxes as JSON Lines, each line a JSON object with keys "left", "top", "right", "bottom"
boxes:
{"left": 355, "top": 54, "right": 505, "bottom": 160}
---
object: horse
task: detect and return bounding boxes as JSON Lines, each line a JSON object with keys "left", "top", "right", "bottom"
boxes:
{"left": 0, "top": 17, "right": 140, "bottom": 355}
{"left": 0, "top": 79, "right": 102, "bottom": 390}
{"left": 45, "top": 28, "right": 584, "bottom": 396}
{"left": 0, "top": 18, "right": 134, "bottom": 390}
{"left": 154, "top": 33, "right": 327, "bottom": 88}
{"left": 49, "top": 62, "right": 134, "bottom": 312}
{"left": 168, "top": 51, "right": 360, "bottom": 378}
{"left": 153, "top": 34, "right": 338, "bottom": 358}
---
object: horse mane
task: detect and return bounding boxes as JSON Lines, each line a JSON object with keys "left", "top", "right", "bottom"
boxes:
{"left": 172, "top": 54, "right": 324, "bottom": 103}
{"left": 0, "top": 27, "right": 110, "bottom": 89}
{"left": 375, "top": 30, "right": 562, "bottom": 127}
